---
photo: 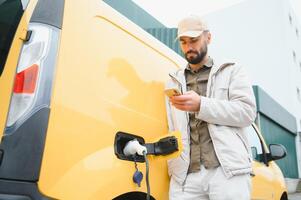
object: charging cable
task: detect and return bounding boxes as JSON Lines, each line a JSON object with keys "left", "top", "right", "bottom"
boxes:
{"left": 143, "top": 151, "right": 150, "bottom": 200}
{"left": 123, "top": 140, "right": 151, "bottom": 200}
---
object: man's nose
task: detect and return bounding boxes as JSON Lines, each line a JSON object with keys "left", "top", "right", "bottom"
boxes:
{"left": 186, "top": 44, "right": 194, "bottom": 52}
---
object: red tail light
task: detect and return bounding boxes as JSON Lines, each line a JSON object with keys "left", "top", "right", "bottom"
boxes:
{"left": 6, "top": 23, "right": 59, "bottom": 130}
{"left": 13, "top": 64, "right": 39, "bottom": 94}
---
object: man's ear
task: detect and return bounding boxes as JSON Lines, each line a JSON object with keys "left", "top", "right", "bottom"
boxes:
{"left": 206, "top": 32, "right": 212, "bottom": 44}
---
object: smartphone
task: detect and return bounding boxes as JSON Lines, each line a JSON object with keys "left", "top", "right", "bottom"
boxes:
{"left": 164, "top": 88, "right": 182, "bottom": 97}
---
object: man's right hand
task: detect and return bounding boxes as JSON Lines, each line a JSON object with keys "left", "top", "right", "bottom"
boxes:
{"left": 170, "top": 90, "right": 201, "bottom": 112}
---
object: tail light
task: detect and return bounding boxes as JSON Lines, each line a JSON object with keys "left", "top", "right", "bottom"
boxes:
{"left": 5, "top": 23, "right": 59, "bottom": 133}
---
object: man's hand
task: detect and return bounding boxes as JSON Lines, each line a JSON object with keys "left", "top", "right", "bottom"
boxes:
{"left": 169, "top": 90, "right": 201, "bottom": 112}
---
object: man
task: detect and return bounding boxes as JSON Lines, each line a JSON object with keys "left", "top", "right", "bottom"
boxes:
{"left": 165, "top": 15, "right": 256, "bottom": 200}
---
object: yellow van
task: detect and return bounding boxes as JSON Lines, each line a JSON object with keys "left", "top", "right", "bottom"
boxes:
{"left": 0, "top": 0, "right": 287, "bottom": 199}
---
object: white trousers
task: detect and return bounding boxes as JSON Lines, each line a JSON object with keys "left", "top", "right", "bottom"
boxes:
{"left": 169, "top": 165, "right": 251, "bottom": 200}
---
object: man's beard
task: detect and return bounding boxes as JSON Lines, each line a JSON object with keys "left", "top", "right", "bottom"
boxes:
{"left": 185, "top": 45, "right": 207, "bottom": 64}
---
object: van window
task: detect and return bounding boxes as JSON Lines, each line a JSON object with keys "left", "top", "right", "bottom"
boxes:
{"left": 246, "top": 126, "right": 264, "bottom": 162}
{"left": 0, "top": 0, "right": 28, "bottom": 76}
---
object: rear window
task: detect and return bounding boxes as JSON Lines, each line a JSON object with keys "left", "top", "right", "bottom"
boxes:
{"left": 0, "top": 0, "right": 28, "bottom": 76}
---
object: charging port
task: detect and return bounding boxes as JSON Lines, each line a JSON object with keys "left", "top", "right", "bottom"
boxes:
{"left": 114, "top": 132, "right": 146, "bottom": 162}
{"left": 114, "top": 132, "right": 179, "bottom": 162}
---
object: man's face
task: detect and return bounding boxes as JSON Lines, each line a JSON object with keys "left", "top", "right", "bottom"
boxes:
{"left": 179, "top": 34, "right": 209, "bottom": 64}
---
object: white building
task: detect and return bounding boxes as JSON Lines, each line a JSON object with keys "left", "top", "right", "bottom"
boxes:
{"left": 205, "top": 0, "right": 301, "bottom": 125}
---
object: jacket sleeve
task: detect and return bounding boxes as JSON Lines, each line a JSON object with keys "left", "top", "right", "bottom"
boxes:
{"left": 196, "top": 64, "right": 257, "bottom": 127}
{"left": 165, "top": 79, "right": 177, "bottom": 131}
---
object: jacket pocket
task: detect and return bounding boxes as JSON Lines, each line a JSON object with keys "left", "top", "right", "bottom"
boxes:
{"left": 235, "top": 132, "right": 252, "bottom": 163}
{"left": 211, "top": 126, "right": 251, "bottom": 169}
{"left": 213, "top": 71, "right": 230, "bottom": 99}
{"left": 167, "top": 153, "right": 189, "bottom": 179}
{"left": 214, "top": 86, "right": 229, "bottom": 100}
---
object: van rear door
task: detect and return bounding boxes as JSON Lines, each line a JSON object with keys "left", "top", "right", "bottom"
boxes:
{"left": 0, "top": 0, "right": 30, "bottom": 138}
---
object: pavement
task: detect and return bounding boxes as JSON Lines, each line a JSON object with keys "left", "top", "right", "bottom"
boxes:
{"left": 288, "top": 192, "right": 301, "bottom": 200}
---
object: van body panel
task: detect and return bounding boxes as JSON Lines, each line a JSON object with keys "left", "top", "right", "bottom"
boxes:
{"left": 251, "top": 156, "right": 287, "bottom": 200}
{"left": 38, "top": 1, "right": 183, "bottom": 199}
{"left": 251, "top": 161, "right": 277, "bottom": 199}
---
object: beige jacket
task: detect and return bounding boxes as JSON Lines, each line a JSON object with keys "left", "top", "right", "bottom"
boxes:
{"left": 165, "top": 58, "right": 257, "bottom": 185}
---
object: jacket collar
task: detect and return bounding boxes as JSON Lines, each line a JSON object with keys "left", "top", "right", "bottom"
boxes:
{"left": 170, "top": 57, "right": 235, "bottom": 79}
{"left": 168, "top": 57, "right": 236, "bottom": 96}
{"left": 211, "top": 58, "right": 235, "bottom": 75}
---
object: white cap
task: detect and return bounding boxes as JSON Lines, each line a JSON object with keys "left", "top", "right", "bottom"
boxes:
{"left": 177, "top": 15, "right": 208, "bottom": 39}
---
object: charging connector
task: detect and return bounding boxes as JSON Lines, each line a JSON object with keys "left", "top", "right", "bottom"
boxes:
{"left": 123, "top": 139, "right": 147, "bottom": 156}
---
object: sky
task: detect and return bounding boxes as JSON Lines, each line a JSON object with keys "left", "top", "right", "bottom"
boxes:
{"left": 133, "top": 0, "right": 301, "bottom": 28}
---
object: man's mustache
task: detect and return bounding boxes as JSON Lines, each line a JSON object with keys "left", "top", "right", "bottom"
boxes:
{"left": 186, "top": 51, "right": 198, "bottom": 55}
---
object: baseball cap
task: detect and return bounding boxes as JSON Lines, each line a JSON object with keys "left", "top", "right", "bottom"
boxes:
{"left": 177, "top": 15, "right": 208, "bottom": 39}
